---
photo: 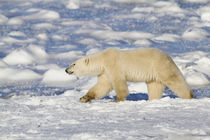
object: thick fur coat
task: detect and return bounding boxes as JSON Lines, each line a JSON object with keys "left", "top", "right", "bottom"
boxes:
{"left": 66, "top": 48, "right": 194, "bottom": 102}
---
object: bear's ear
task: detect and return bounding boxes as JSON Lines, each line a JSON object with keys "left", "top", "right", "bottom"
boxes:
{"left": 85, "top": 58, "right": 89, "bottom": 65}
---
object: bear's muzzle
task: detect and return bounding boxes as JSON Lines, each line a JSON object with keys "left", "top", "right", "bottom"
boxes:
{"left": 65, "top": 68, "right": 74, "bottom": 74}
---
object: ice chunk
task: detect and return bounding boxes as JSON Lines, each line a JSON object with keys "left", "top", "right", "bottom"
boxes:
{"left": 154, "top": 34, "right": 180, "bottom": 42}
{"left": 0, "top": 68, "right": 41, "bottom": 81}
{"left": 3, "top": 49, "right": 35, "bottom": 65}
{"left": 0, "top": 14, "right": 8, "bottom": 24}
{"left": 27, "top": 45, "right": 48, "bottom": 62}
{"left": 198, "top": 6, "right": 210, "bottom": 22}
{"left": 184, "top": 0, "right": 208, "bottom": 3}
{"left": 3, "top": 45, "right": 48, "bottom": 65}
{"left": 9, "top": 31, "right": 26, "bottom": 37}
{"left": 23, "top": 9, "right": 60, "bottom": 20}
{"left": 132, "top": 7, "right": 154, "bottom": 13}
{"left": 42, "top": 67, "right": 78, "bottom": 87}
{"left": 67, "top": 0, "right": 80, "bottom": 9}
{"left": 86, "top": 48, "right": 101, "bottom": 56}
{"left": 37, "top": 33, "right": 48, "bottom": 41}
{"left": 134, "top": 39, "right": 152, "bottom": 47}
{"left": 7, "top": 17, "right": 24, "bottom": 25}
{"left": 55, "top": 51, "right": 84, "bottom": 59}
{"left": 185, "top": 71, "right": 209, "bottom": 86}
{"left": 182, "top": 28, "right": 209, "bottom": 41}
{"left": 76, "top": 30, "right": 154, "bottom": 41}
{"left": 1, "top": 36, "right": 35, "bottom": 44}
{"left": 33, "top": 23, "right": 55, "bottom": 30}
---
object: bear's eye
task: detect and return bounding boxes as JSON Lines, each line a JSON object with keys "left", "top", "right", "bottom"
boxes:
{"left": 85, "top": 58, "right": 89, "bottom": 65}
{"left": 72, "top": 63, "right": 76, "bottom": 67}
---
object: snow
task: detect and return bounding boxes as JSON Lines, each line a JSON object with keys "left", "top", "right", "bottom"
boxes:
{"left": 9, "top": 31, "right": 26, "bottom": 37}
{"left": 55, "top": 51, "right": 84, "bottom": 59}
{"left": 7, "top": 17, "right": 24, "bottom": 26}
{"left": 33, "top": 23, "right": 56, "bottom": 30}
{"left": 3, "top": 45, "right": 48, "bottom": 65}
{"left": 41, "top": 68, "right": 78, "bottom": 87}
{"left": 66, "top": 0, "right": 80, "bottom": 10}
{"left": 134, "top": 39, "right": 152, "bottom": 47}
{"left": 1, "top": 95, "right": 210, "bottom": 139}
{"left": 0, "top": 0, "right": 210, "bottom": 139}
{"left": 0, "top": 68, "right": 41, "bottom": 82}
{"left": 184, "top": 0, "right": 209, "bottom": 3}
{"left": 173, "top": 51, "right": 210, "bottom": 86}
{"left": 198, "top": 6, "right": 210, "bottom": 22}
{"left": 23, "top": 9, "right": 60, "bottom": 20}
{"left": 182, "top": 28, "right": 209, "bottom": 41}
{"left": 154, "top": 34, "right": 180, "bottom": 42}
{"left": 76, "top": 30, "right": 154, "bottom": 41}
{"left": 0, "top": 14, "right": 8, "bottom": 24}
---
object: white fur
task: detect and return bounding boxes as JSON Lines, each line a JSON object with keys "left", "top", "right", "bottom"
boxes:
{"left": 66, "top": 48, "right": 194, "bottom": 102}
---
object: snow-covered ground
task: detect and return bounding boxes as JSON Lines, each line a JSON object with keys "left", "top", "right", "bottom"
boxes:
{"left": 0, "top": 0, "right": 210, "bottom": 139}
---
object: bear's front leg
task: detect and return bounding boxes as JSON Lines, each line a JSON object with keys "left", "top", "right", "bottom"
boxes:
{"left": 80, "top": 74, "right": 113, "bottom": 103}
{"left": 80, "top": 91, "right": 96, "bottom": 103}
{"left": 113, "top": 78, "right": 129, "bottom": 102}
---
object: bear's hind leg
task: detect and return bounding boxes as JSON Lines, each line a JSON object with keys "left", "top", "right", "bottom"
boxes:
{"left": 80, "top": 74, "right": 113, "bottom": 103}
{"left": 147, "top": 81, "right": 165, "bottom": 100}
{"left": 160, "top": 73, "right": 194, "bottom": 99}
{"left": 164, "top": 79, "right": 194, "bottom": 99}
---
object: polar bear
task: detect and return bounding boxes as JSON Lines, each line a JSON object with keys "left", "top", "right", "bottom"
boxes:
{"left": 65, "top": 48, "right": 194, "bottom": 102}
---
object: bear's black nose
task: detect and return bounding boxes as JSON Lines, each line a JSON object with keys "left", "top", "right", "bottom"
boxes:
{"left": 65, "top": 68, "right": 74, "bottom": 74}
{"left": 65, "top": 68, "right": 69, "bottom": 73}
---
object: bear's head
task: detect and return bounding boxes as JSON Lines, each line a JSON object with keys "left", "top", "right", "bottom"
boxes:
{"left": 65, "top": 56, "right": 104, "bottom": 76}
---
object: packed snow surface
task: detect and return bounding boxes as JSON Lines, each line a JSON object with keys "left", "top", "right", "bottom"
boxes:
{"left": 0, "top": 0, "right": 210, "bottom": 139}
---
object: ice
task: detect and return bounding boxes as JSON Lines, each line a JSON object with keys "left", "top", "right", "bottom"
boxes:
{"left": 37, "top": 33, "right": 48, "bottom": 42}
{"left": 1, "top": 36, "right": 35, "bottom": 44}
{"left": 42, "top": 67, "right": 78, "bottom": 87}
{"left": 7, "top": 17, "right": 24, "bottom": 25}
{"left": 185, "top": 70, "right": 209, "bottom": 86}
{"left": 52, "top": 35, "right": 68, "bottom": 41}
{"left": 66, "top": 0, "right": 80, "bottom": 9}
{"left": 128, "top": 82, "right": 148, "bottom": 93}
{"left": 55, "top": 51, "right": 84, "bottom": 59}
{"left": 33, "top": 23, "right": 56, "bottom": 30}
{"left": 79, "top": 38, "right": 99, "bottom": 46}
{"left": 22, "top": 9, "right": 60, "bottom": 20}
{"left": 55, "top": 44, "right": 77, "bottom": 50}
{"left": 9, "top": 31, "right": 26, "bottom": 37}
{"left": 86, "top": 48, "right": 101, "bottom": 56}
{"left": 0, "top": 61, "right": 7, "bottom": 67}
{"left": 113, "top": 0, "right": 155, "bottom": 3}
{"left": 201, "top": 12, "right": 210, "bottom": 22}
{"left": 3, "top": 49, "right": 36, "bottom": 65}
{"left": 115, "top": 13, "right": 144, "bottom": 20}
{"left": 27, "top": 45, "right": 48, "bottom": 63}
{"left": 132, "top": 7, "right": 154, "bottom": 13}
{"left": 70, "top": 133, "right": 105, "bottom": 140}
{"left": 0, "top": 68, "right": 41, "bottom": 82}
{"left": 154, "top": 34, "right": 180, "bottom": 42}
{"left": 182, "top": 28, "right": 209, "bottom": 41}
{"left": 195, "top": 57, "right": 210, "bottom": 76}
{"left": 0, "top": 14, "right": 8, "bottom": 24}
{"left": 66, "top": 0, "right": 93, "bottom": 9}
{"left": 184, "top": 0, "right": 209, "bottom": 3}
{"left": 134, "top": 39, "right": 152, "bottom": 47}
{"left": 155, "top": 1, "right": 184, "bottom": 15}
{"left": 198, "top": 6, "right": 210, "bottom": 22}
{"left": 173, "top": 51, "right": 210, "bottom": 86}
{"left": 3, "top": 45, "right": 48, "bottom": 65}
{"left": 76, "top": 30, "right": 154, "bottom": 41}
